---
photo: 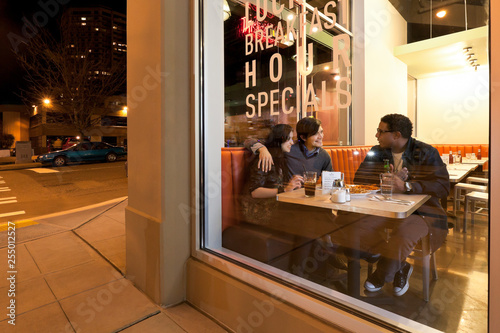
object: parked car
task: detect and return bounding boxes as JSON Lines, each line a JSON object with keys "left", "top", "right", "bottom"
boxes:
{"left": 37, "top": 142, "right": 127, "bottom": 166}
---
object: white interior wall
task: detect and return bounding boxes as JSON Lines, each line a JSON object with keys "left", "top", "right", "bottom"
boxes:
{"left": 353, "top": 0, "right": 408, "bottom": 146}
{"left": 416, "top": 68, "right": 489, "bottom": 144}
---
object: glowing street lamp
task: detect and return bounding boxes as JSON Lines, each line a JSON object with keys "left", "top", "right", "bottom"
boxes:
{"left": 43, "top": 98, "right": 51, "bottom": 105}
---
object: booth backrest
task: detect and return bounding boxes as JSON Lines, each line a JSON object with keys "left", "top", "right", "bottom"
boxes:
{"left": 324, "top": 146, "right": 372, "bottom": 184}
{"left": 221, "top": 144, "right": 488, "bottom": 232}
{"left": 432, "top": 144, "right": 489, "bottom": 171}
{"left": 221, "top": 146, "right": 371, "bottom": 232}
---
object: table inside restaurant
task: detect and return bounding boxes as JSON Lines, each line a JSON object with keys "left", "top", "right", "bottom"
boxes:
{"left": 277, "top": 188, "right": 430, "bottom": 298}
{"left": 461, "top": 158, "right": 488, "bottom": 165}
{"left": 447, "top": 163, "right": 480, "bottom": 183}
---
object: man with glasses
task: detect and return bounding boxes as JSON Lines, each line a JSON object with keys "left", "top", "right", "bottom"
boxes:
{"left": 340, "top": 113, "right": 450, "bottom": 296}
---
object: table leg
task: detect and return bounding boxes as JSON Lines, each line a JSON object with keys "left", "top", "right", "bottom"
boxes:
{"left": 463, "top": 196, "right": 469, "bottom": 233}
{"left": 347, "top": 257, "right": 361, "bottom": 297}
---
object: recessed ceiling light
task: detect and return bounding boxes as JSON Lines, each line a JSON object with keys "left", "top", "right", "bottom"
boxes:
{"left": 436, "top": 10, "right": 446, "bottom": 18}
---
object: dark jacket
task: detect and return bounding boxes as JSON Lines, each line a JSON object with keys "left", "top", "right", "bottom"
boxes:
{"left": 354, "top": 137, "right": 450, "bottom": 252}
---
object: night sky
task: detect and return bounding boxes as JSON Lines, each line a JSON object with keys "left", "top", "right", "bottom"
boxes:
{"left": 0, "top": 0, "right": 126, "bottom": 104}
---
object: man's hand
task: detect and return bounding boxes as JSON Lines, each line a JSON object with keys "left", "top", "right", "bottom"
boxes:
{"left": 392, "top": 174, "right": 406, "bottom": 193}
{"left": 389, "top": 165, "right": 408, "bottom": 193}
{"left": 394, "top": 166, "right": 409, "bottom": 181}
{"left": 257, "top": 146, "right": 274, "bottom": 172}
{"left": 285, "top": 175, "right": 304, "bottom": 192}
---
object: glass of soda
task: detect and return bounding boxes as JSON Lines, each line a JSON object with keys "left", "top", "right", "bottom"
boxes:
{"left": 304, "top": 171, "right": 317, "bottom": 197}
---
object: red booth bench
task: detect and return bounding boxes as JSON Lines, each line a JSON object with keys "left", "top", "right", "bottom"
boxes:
{"left": 221, "top": 144, "right": 488, "bottom": 264}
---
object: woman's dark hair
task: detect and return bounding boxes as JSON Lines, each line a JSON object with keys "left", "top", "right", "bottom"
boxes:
{"left": 296, "top": 117, "right": 321, "bottom": 143}
{"left": 264, "top": 124, "right": 293, "bottom": 171}
{"left": 265, "top": 124, "right": 293, "bottom": 148}
{"left": 380, "top": 114, "right": 413, "bottom": 139}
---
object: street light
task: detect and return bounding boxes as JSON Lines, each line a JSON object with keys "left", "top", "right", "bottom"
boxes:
{"left": 43, "top": 98, "right": 51, "bottom": 105}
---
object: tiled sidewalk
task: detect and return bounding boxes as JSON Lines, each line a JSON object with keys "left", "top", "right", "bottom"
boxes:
{"left": 0, "top": 198, "right": 227, "bottom": 333}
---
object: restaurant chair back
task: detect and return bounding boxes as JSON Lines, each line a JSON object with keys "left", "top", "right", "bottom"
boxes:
{"left": 463, "top": 191, "right": 489, "bottom": 233}
{"left": 453, "top": 183, "right": 488, "bottom": 216}
{"left": 466, "top": 176, "right": 489, "bottom": 185}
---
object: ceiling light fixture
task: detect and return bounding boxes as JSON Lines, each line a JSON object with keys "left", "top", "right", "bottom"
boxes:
{"left": 436, "top": 10, "right": 447, "bottom": 18}
{"left": 463, "top": 46, "right": 480, "bottom": 71}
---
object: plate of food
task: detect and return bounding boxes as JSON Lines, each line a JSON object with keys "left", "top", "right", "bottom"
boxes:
{"left": 347, "top": 184, "right": 379, "bottom": 196}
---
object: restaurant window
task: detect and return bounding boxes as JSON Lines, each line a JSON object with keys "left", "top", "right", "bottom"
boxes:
{"left": 200, "top": 0, "right": 489, "bottom": 332}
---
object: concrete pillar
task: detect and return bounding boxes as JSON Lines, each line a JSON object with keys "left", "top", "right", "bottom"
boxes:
{"left": 126, "top": 0, "right": 190, "bottom": 305}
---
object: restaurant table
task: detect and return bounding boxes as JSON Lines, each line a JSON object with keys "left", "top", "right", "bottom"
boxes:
{"left": 461, "top": 158, "right": 488, "bottom": 165}
{"left": 277, "top": 188, "right": 430, "bottom": 298}
{"left": 447, "top": 163, "right": 479, "bottom": 183}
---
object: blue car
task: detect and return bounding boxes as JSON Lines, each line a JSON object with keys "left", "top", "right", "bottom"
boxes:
{"left": 37, "top": 141, "right": 127, "bottom": 167}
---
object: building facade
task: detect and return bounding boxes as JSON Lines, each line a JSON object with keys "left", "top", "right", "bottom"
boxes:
{"left": 126, "top": 0, "right": 498, "bottom": 332}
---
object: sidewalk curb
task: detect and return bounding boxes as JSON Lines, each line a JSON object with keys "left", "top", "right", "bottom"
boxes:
{"left": 18, "top": 196, "right": 128, "bottom": 222}
{"left": 0, "top": 162, "right": 42, "bottom": 171}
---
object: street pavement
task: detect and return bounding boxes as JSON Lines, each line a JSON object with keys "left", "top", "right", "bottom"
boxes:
{"left": 0, "top": 157, "right": 227, "bottom": 332}
{"left": 0, "top": 197, "right": 227, "bottom": 332}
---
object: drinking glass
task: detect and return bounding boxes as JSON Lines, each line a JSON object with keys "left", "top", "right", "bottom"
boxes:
{"left": 304, "top": 171, "right": 317, "bottom": 197}
{"left": 471, "top": 153, "right": 476, "bottom": 160}
{"left": 379, "top": 173, "right": 393, "bottom": 198}
{"left": 466, "top": 153, "right": 472, "bottom": 160}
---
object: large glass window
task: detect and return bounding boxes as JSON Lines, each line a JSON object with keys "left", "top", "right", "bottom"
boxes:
{"left": 223, "top": 0, "right": 352, "bottom": 147}
{"left": 200, "top": 0, "right": 489, "bottom": 332}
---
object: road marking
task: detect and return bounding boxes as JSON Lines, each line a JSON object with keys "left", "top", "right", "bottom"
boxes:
{"left": 0, "top": 187, "right": 11, "bottom": 192}
{"left": 0, "top": 211, "right": 25, "bottom": 218}
{"left": 0, "top": 180, "right": 4, "bottom": 184}
{"left": 0, "top": 197, "right": 16, "bottom": 201}
{"left": 26, "top": 168, "right": 59, "bottom": 173}
{"left": 0, "top": 219, "right": 38, "bottom": 232}
{"left": 0, "top": 200, "right": 17, "bottom": 205}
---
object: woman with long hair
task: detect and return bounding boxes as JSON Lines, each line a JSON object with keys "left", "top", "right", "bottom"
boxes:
{"left": 241, "top": 124, "right": 347, "bottom": 275}
{"left": 242, "top": 124, "right": 303, "bottom": 225}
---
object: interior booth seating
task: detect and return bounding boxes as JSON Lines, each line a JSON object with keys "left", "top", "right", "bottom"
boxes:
{"left": 221, "top": 146, "right": 371, "bottom": 272}
{"left": 431, "top": 144, "right": 489, "bottom": 173}
{"left": 221, "top": 143, "right": 487, "bottom": 292}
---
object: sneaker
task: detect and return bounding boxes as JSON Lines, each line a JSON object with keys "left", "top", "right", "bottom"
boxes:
{"left": 364, "top": 274, "right": 384, "bottom": 292}
{"left": 393, "top": 262, "right": 413, "bottom": 296}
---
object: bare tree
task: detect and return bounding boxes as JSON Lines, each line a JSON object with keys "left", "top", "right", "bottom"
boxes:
{"left": 16, "top": 21, "right": 126, "bottom": 138}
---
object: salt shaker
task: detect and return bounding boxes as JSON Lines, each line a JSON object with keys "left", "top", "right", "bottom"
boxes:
{"left": 331, "top": 188, "right": 346, "bottom": 203}
{"left": 345, "top": 187, "right": 351, "bottom": 202}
